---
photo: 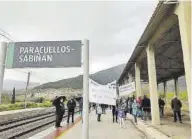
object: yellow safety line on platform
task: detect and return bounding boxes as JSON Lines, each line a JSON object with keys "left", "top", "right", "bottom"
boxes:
{"left": 56, "top": 118, "right": 82, "bottom": 139}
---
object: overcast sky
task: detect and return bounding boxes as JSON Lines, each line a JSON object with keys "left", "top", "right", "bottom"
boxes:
{"left": 0, "top": 1, "right": 158, "bottom": 84}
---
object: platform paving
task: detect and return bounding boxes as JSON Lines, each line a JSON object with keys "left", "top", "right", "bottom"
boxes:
{"left": 60, "top": 110, "right": 146, "bottom": 139}
{"left": 126, "top": 112, "right": 191, "bottom": 139}
{"left": 29, "top": 114, "right": 81, "bottom": 139}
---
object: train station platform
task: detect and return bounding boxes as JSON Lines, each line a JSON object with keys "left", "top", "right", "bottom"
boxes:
{"left": 57, "top": 110, "right": 145, "bottom": 139}
{"left": 126, "top": 112, "right": 191, "bottom": 139}
{"left": 29, "top": 109, "right": 191, "bottom": 139}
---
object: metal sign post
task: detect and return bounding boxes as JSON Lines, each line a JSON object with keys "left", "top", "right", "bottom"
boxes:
{"left": 0, "top": 42, "right": 7, "bottom": 104}
{"left": 82, "top": 39, "right": 89, "bottom": 139}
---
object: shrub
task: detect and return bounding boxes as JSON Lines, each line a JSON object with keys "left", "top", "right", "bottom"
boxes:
{"left": 39, "top": 97, "right": 44, "bottom": 103}
{"left": 0, "top": 101, "right": 52, "bottom": 112}
{"left": 166, "top": 92, "right": 175, "bottom": 100}
{"left": 2, "top": 94, "right": 11, "bottom": 104}
{"left": 26, "top": 102, "right": 38, "bottom": 108}
{"left": 179, "top": 91, "right": 188, "bottom": 101}
{"left": 38, "top": 101, "right": 52, "bottom": 107}
{"left": 0, "top": 103, "right": 23, "bottom": 111}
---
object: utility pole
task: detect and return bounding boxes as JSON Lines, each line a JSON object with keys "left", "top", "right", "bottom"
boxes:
{"left": 11, "top": 87, "right": 16, "bottom": 104}
{"left": 24, "top": 71, "right": 31, "bottom": 109}
{"left": 0, "top": 42, "right": 7, "bottom": 104}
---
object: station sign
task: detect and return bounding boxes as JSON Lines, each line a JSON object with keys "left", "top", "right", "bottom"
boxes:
{"left": 6, "top": 40, "right": 82, "bottom": 68}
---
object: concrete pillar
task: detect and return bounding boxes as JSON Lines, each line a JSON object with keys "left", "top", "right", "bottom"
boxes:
{"left": 135, "top": 62, "right": 142, "bottom": 98}
{"left": 174, "top": 1, "right": 191, "bottom": 121}
{"left": 146, "top": 44, "right": 160, "bottom": 125}
{"left": 0, "top": 42, "right": 7, "bottom": 104}
{"left": 163, "top": 81, "right": 168, "bottom": 106}
{"left": 174, "top": 77, "right": 179, "bottom": 97}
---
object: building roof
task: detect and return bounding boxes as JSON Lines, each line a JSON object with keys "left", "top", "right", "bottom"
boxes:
{"left": 117, "top": 1, "right": 183, "bottom": 84}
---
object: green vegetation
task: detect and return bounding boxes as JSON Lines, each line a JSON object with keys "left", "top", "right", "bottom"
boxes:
{"left": 164, "top": 91, "right": 188, "bottom": 102}
{"left": 1, "top": 94, "right": 11, "bottom": 104}
{"left": 1, "top": 93, "right": 53, "bottom": 112}
{"left": 166, "top": 91, "right": 189, "bottom": 111}
{"left": 145, "top": 91, "right": 189, "bottom": 112}
{"left": 146, "top": 91, "right": 188, "bottom": 101}
{"left": 0, "top": 101, "right": 52, "bottom": 112}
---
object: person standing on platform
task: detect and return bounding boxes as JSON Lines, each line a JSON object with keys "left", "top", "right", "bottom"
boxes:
{"left": 141, "top": 95, "right": 151, "bottom": 121}
{"left": 97, "top": 104, "right": 102, "bottom": 122}
{"left": 112, "top": 105, "right": 118, "bottom": 123}
{"left": 128, "top": 99, "right": 133, "bottom": 114}
{"left": 137, "top": 97, "right": 143, "bottom": 118}
{"left": 132, "top": 99, "right": 139, "bottom": 124}
{"left": 118, "top": 102, "right": 126, "bottom": 128}
{"left": 67, "top": 97, "right": 76, "bottom": 123}
{"left": 158, "top": 97, "right": 165, "bottom": 118}
{"left": 52, "top": 96, "right": 66, "bottom": 128}
{"left": 171, "top": 96, "right": 182, "bottom": 123}
{"left": 122, "top": 98, "right": 127, "bottom": 119}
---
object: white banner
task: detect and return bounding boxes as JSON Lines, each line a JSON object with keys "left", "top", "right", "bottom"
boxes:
{"left": 89, "top": 79, "right": 117, "bottom": 105}
{"left": 107, "top": 80, "right": 116, "bottom": 90}
{"left": 119, "top": 82, "right": 135, "bottom": 96}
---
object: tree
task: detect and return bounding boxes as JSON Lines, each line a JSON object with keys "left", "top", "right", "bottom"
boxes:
{"left": 31, "top": 92, "right": 35, "bottom": 98}
{"left": 11, "top": 87, "right": 16, "bottom": 104}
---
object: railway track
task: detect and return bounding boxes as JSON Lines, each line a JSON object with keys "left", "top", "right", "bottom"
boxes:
{"left": 0, "top": 109, "right": 80, "bottom": 139}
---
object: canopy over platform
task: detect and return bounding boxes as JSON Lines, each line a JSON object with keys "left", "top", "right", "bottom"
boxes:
{"left": 117, "top": 1, "right": 191, "bottom": 126}
{"left": 117, "top": 1, "right": 185, "bottom": 84}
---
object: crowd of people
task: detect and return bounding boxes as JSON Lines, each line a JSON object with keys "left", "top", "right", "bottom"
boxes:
{"left": 95, "top": 94, "right": 183, "bottom": 128}
{"left": 52, "top": 94, "right": 183, "bottom": 128}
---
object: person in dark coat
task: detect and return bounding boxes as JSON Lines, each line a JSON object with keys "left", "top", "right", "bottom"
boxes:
{"left": 158, "top": 97, "right": 165, "bottom": 118}
{"left": 112, "top": 105, "right": 118, "bottom": 123}
{"left": 67, "top": 98, "right": 76, "bottom": 123}
{"left": 171, "top": 96, "right": 182, "bottom": 123}
{"left": 52, "top": 96, "right": 66, "bottom": 128}
{"left": 141, "top": 95, "right": 151, "bottom": 120}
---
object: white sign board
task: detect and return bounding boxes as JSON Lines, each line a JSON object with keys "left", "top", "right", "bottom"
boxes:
{"left": 89, "top": 79, "right": 116, "bottom": 105}
{"left": 119, "top": 82, "right": 135, "bottom": 96}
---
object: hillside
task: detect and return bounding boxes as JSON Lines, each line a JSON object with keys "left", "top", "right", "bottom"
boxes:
{"left": 34, "top": 64, "right": 126, "bottom": 89}
{"left": 3, "top": 79, "right": 39, "bottom": 91}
